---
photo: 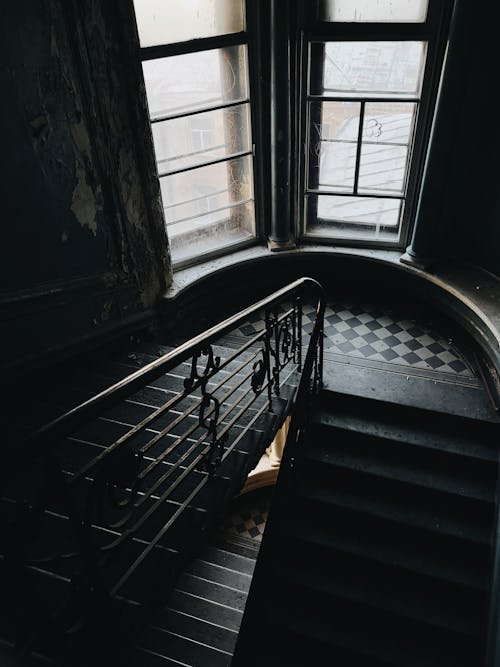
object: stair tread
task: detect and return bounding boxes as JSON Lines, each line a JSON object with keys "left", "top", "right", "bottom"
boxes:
{"left": 150, "top": 607, "right": 238, "bottom": 654}
{"left": 312, "top": 404, "right": 499, "bottom": 461}
{"left": 166, "top": 589, "right": 243, "bottom": 632}
{"left": 304, "top": 431, "right": 496, "bottom": 502}
{"left": 137, "top": 624, "right": 232, "bottom": 667}
{"left": 174, "top": 572, "right": 249, "bottom": 612}
{"left": 321, "top": 362, "right": 500, "bottom": 423}
{"left": 274, "top": 547, "right": 483, "bottom": 637}
{"left": 280, "top": 509, "right": 489, "bottom": 590}
{"left": 196, "top": 546, "right": 256, "bottom": 576}
{"left": 267, "top": 588, "right": 479, "bottom": 667}
{"left": 183, "top": 559, "right": 252, "bottom": 593}
{"left": 211, "top": 534, "right": 261, "bottom": 560}
{"left": 299, "top": 469, "right": 492, "bottom": 543}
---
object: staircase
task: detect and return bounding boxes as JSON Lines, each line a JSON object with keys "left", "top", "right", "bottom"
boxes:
{"left": 1, "top": 278, "right": 317, "bottom": 666}
{"left": 131, "top": 530, "right": 260, "bottom": 666}
{"left": 233, "top": 389, "right": 499, "bottom": 666}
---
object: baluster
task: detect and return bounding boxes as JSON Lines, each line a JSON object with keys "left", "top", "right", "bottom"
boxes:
{"left": 295, "top": 296, "right": 302, "bottom": 372}
{"left": 273, "top": 306, "right": 281, "bottom": 396}
{"left": 264, "top": 309, "right": 273, "bottom": 407}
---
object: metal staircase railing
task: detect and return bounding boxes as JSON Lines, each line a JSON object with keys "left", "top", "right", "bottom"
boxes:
{"left": 1, "top": 276, "right": 325, "bottom": 661}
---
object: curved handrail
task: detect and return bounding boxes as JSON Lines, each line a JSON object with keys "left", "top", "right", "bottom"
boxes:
{"left": 1, "top": 276, "right": 327, "bottom": 649}
{"left": 7, "top": 277, "right": 326, "bottom": 468}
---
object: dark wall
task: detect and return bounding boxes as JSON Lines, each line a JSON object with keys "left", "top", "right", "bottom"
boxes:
{"left": 440, "top": 2, "right": 500, "bottom": 276}
{"left": 0, "top": 0, "right": 172, "bottom": 375}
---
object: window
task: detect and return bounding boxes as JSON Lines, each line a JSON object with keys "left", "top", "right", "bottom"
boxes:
{"left": 133, "top": 0, "right": 256, "bottom": 268}
{"left": 302, "top": 1, "right": 450, "bottom": 247}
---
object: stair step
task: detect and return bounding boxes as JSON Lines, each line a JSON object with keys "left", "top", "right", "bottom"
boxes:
{"left": 183, "top": 559, "right": 252, "bottom": 593}
{"left": 150, "top": 607, "right": 238, "bottom": 654}
{"left": 129, "top": 645, "right": 191, "bottom": 666}
{"left": 265, "top": 581, "right": 481, "bottom": 667}
{"left": 313, "top": 399, "right": 499, "bottom": 461}
{"left": 299, "top": 464, "right": 493, "bottom": 544}
{"left": 212, "top": 534, "right": 261, "bottom": 560}
{"left": 174, "top": 572, "right": 249, "bottom": 612}
{"left": 321, "top": 359, "right": 499, "bottom": 423}
{"left": 280, "top": 502, "right": 490, "bottom": 590}
{"left": 274, "top": 543, "right": 484, "bottom": 637}
{"left": 167, "top": 588, "right": 243, "bottom": 632}
{"left": 137, "top": 623, "right": 232, "bottom": 667}
{"left": 196, "top": 546, "right": 256, "bottom": 577}
{"left": 305, "top": 425, "right": 496, "bottom": 502}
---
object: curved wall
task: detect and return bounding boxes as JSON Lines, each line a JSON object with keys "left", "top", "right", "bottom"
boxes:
{"left": 163, "top": 249, "right": 500, "bottom": 380}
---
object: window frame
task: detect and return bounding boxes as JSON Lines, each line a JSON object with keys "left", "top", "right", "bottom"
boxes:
{"left": 137, "top": 4, "right": 262, "bottom": 271}
{"left": 297, "top": 0, "right": 453, "bottom": 249}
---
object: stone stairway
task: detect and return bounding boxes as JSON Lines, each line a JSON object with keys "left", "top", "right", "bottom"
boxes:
{"left": 232, "top": 389, "right": 499, "bottom": 666}
{"left": 130, "top": 532, "right": 260, "bottom": 666}
{"left": 0, "top": 331, "right": 295, "bottom": 666}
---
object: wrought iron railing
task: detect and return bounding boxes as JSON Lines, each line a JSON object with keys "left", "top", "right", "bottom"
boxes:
{"left": 1, "top": 276, "right": 325, "bottom": 658}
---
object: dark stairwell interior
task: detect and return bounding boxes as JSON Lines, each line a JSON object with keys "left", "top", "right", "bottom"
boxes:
{"left": 2, "top": 0, "right": 500, "bottom": 666}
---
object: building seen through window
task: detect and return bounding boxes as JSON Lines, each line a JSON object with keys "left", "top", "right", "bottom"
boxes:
{"left": 132, "top": 0, "right": 450, "bottom": 264}
{"left": 303, "top": 0, "right": 448, "bottom": 249}
{"left": 306, "top": 40, "right": 426, "bottom": 242}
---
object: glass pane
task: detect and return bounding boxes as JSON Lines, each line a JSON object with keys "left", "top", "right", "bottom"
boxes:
{"left": 316, "top": 195, "right": 401, "bottom": 226}
{"left": 143, "top": 46, "right": 249, "bottom": 119}
{"left": 169, "top": 200, "right": 255, "bottom": 265}
{"left": 320, "top": 0, "right": 428, "bottom": 23}
{"left": 318, "top": 42, "right": 426, "bottom": 98}
{"left": 358, "top": 102, "right": 416, "bottom": 195}
{"left": 133, "top": 0, "right": 245, "bottom": 47}
{"left": 160, "top": 155, "right": 254, "bottom": 227}
{"left": 153, "top": 103, "right": 251, "bottom": 175}
{"left": 306, "top": 195, "right": 401, "bottom": 241}
{"left": 308, "top": 101, "right": 360, "bottom": 192}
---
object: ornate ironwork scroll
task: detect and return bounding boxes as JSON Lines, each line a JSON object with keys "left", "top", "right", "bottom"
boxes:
{"left": 251, "top": 347, "right": 269, "bottom": 394}
{"left": 184, "top": 345, "right": 221, "bottom": 391}
{"left": 266, "top": 302, "right": 301, "bottom": 398}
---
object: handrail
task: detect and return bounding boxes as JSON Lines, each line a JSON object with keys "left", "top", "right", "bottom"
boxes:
{"left": 281, "top": 281, "right": 326, "bottom": 461}
{"left": 1, "top": 277, "right": 326, "bottom": 662}
{"left": 9, "top": 277, "right": 324, "bottom": 461}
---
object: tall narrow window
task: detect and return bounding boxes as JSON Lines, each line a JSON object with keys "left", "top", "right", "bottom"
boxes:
{"left": 303, "top": 1, "right": 450, "bottom": 247}
{"left": 134, "top": 1, "right": 256, "bottom": 268}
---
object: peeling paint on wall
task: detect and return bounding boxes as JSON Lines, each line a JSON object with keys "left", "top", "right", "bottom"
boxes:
{"left": 2, "top": 0, "right": 172, "bottom": 372}
{"left": 71, "top": 160, "right": 99, "bottom": 235}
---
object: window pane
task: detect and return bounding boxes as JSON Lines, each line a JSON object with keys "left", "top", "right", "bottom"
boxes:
{"left": 160, "top": 155, "right": 253, "bottom": 222}
{"left": 168, "top": 200, "right": 255, "bottom": 265}
{"left": 308, "top": 101, "right": 360, "bottom": 192}
{"left": 358, "top": 102, "right": 416, "bottom": 195}
{"left": 315, "top": 195, "right": 401, "bottom": 226}
{"left": 320, "top": 0, "right": 428, "bottom": 23}
{"left": 307, "top": 195, "right": 401, "bottom": 241}
{"left": 152, "top": 103, "right": 251, "bottom": 175}
{"left": 159, "top": 154, "right": 254, "bottom": 265}
{"left": 133, "top": 0, "right": 245, "bottom": 47}
{"left": 143, "top": 46, "right": 249, "bottom": 120}
{"left": 317, "top": 42, "right": 426, "bottom": 98}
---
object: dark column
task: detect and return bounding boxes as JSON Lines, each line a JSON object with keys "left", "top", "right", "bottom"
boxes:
{"left": 268, "top": 0, "right": 295, "bottom": 250}
{"left": 401, "top": 0, "right": 469, "bottom": 269}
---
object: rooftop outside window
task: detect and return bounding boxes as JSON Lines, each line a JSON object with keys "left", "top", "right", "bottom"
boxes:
{"left": 302, "top": 1, "right": 449, "bottom": 249}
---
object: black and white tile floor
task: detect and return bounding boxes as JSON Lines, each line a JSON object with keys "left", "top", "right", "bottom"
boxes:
{"left": 221, "top": 487, "right": 272, "bottom": 543}
{"left": 231, "top": 298, "right": 476, "bottom": 379}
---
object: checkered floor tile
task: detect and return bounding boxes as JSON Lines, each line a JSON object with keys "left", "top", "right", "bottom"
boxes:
{"left": 230, "top": 298, "right": 476, "bottom": 378}
{"left": 222, "top": 488, "right": 272, "bottom": 542}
